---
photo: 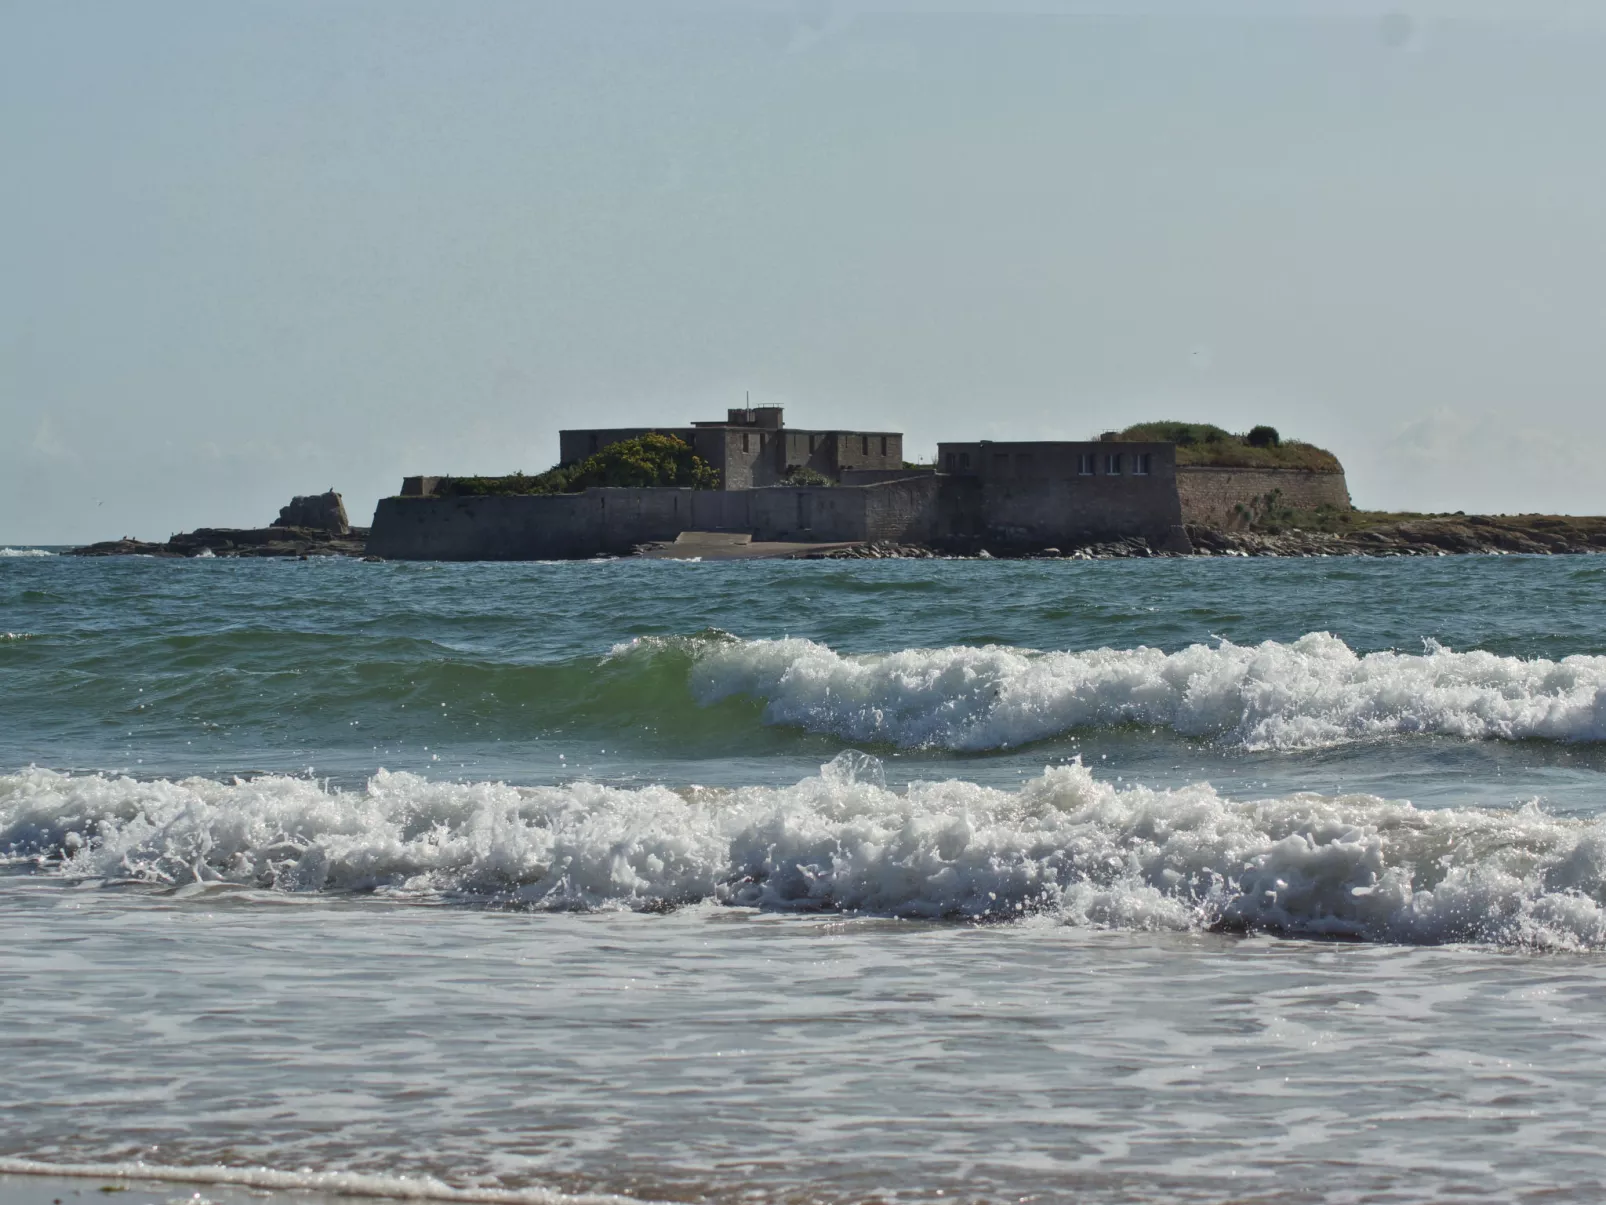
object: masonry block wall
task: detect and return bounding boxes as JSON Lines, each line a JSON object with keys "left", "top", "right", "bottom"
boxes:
{"left": 369, "top": 482, "right": 919, "bottom": 560}
{"left": 1176, "top": 468, "right": 1351, "bottom": 529}
{"left": 370, "top": 450, "right": 1354, "bottom": 560}
{"left": 864, "top": 476, "right": 942, "bottom": 544}
{"left": 957, "top": 441, "right": 1183, "bottom": 549}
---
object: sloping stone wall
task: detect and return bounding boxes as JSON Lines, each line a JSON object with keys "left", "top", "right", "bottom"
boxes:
{"left": 1175, "top": 467, "right": 1351, "bottom": 529}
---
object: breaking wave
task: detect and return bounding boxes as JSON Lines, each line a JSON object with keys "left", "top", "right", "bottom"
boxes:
{"left": 5, "top": 755, "right": 1605, "bottom": 948}
{"left": 0, "top": 547, "right": 54, "bottom": 557}
{"left": 629, "top": 630, "right": 1606, "bottom": 750}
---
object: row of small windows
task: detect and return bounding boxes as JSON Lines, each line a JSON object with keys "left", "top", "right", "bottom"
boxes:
{"left": 746, "top": 433, "right": 890, "bottom": 456}
{"left": 1079, "top": 452, "right": 1152, "bottom": 476}
{"left": 941, "top": 450, "right": 1153, "bottom": 476}
{"left": 981, "top": 451, "right": 1154, "bottom": 475}
{"left": 861, "top": 434, "right": 890, "bottom": 456}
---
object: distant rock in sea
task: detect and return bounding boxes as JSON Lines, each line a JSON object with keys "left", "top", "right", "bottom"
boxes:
{"left": 69, "top": 491, "right": 369, "bottom": 559}
{"left": 276, "top": 490, "right": 351, "bottom": 535}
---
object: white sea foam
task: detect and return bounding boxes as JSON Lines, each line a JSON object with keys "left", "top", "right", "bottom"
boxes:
{"left": 4, "top": 756, "right": 1604, "bottom": 947}
{"left": 0, "top": 1157, "right": 660, "bottom": 1205}
{"left": 649, "top": 631, "right": 1606, "bottom": 750}
{"left": 0, "top": 546, "right": 54, "bottom": 557}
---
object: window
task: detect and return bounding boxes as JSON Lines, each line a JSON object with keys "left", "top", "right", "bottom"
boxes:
{"left": 1077, "top": 453, "right": 1095, "bottom": 476}
{"left": 742, "top": 432, "right": 750, "bottom": 453}
{"left": 1105, "top": 453, "right": 1123, "bottom": 475}
{"left": 960, "top": 452, "right": 971, "bottom": 469}
{"left": 880, "top": 435, "right": 888, "bottom": 457}
{"left": 862, "top": 435, "right": 869, "bottom": 455}
{"left": 1134, "top": 452, "right": 1151, "bottom": 476}
{"left": 945, "top": 452, "right": 957, "bottom": 471}
{"left": 809, "top": 434, "right": 817, "bottom": 453}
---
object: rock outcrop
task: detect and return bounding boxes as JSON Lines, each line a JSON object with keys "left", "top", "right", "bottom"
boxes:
{"left": 276, "top": 490, "right": 350, "bottom": 534}
{"left": 69, "top": 493, "right": 369, "bottom": 558}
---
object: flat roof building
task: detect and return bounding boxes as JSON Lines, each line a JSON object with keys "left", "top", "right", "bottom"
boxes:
{"left": 560, "top": 408, "right": 903, "bottom": 490}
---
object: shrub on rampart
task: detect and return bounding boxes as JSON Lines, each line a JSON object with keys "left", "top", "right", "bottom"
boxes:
{"left": 565, "top": 433, "right": 721, "bottom": 490}
{"left": 782, "top": 466, "right": 833, "bottom": 487}
{"left": 1116, "top": 421, "right": 1341, "bottom": 472}
{"left": 430, "top": 434, "right": 721, "bottom": 497}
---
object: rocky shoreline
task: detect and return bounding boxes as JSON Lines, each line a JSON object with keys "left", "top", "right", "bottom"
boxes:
{"left": 67, "top": 491, "right": 370, "bottom": 559}
{"left": 806, "top": 514, "right": 1606, "bottom": 560}
{"left": 65, "top": 497, "right": 1606, "bottom": 562}
{"left": 69, "top": 526, "right": 371, "bottom": 559}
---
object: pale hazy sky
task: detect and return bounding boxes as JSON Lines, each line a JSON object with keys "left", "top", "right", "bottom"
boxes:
{"left": 4, "top": 1, "right": 1605, "bottom": 543}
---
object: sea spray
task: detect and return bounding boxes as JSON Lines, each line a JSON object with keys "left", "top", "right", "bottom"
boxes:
{"left": 632, "top": 630, "right": 1606, "bottom": 749}
{"left": 5, "top": 755, "right": 1604, "bottom": 947}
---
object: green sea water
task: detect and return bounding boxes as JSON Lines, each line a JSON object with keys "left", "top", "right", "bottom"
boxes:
{"left": 6, "top": 550, "right": 1606, "bottom": 1202}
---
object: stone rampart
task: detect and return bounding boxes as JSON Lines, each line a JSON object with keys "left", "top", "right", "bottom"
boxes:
{"left": 863, "top": 476, "right": 942, "bottom": 544}
{"left": 365, "top": 478, "right": 941, "bottom": 561}
{"left": 839, "top": 467, "right": 934, "bottom": 487}
{"left": 1176, "top": 467, "right": 1351, "bottom": 529}
{"left": 365, "top": 464, "right": 1351, "bottom": 560}
{"left": 970, "top": 442, "right": 1183, "bottom": 550}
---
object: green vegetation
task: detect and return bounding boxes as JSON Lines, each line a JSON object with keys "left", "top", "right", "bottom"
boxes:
{"left": 1115, "top": 422, "right": 1342, "bottom": 472}
{"left": 1246, "top": 425, "right": 1280, "bottom": 448}
{"left": 429, "top": 469, "right": 572, "bottom": 498}
{"left": 782, "top": 466, "right": 833, "bottom": 487}
{"left": 1237, "top": 493, "right": 1352, "bottom": 534}
{"left": 428, "top": 434, "right": 721, "bottom": 498}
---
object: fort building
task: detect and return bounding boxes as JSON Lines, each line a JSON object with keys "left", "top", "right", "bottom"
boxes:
{"left": 367, "top": 411, "right": 1349, "bottom": 560}
{"left": 936, "top": 439, "right": 1183, "bottom": 551}
{"left": 558, "top": 408, "right": 904, "bottom": 490}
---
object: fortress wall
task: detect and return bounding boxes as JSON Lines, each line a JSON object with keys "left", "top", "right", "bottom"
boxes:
{"left": 831, "top": 432, "right": 904, "bottom": 473}
{"left": 863, "top": 476, "right": 943, "bottom": 543}
{"left": 839, "top": 467, "right": 935, "bottom": 487}
{"left": 368, "top": 489, "right": 716, "bottom": 561}
{"left": 980, "top": 478, "right": 1183, "bottom": 549}
{"left": 367, "top": 494, "right": 589, "bottom": 561}
{"left": 973, "top": 443, "right": 1182, "bottom": 549}
{"left": 715, "top": 429, "right": 764, "bottom": 490}
{"left": 1176, "top": 467, "right": 1351, "bottom": 529}
{"left": 748, "top": 486, "right": 870, "bottom": 542}
{"left": 366, "top": 483, "right": 909, "bottom": 560}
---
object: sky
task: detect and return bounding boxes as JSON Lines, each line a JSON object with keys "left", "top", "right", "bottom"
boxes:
{"left": 3, "top": 0, "right": 1605, "bottom": 543}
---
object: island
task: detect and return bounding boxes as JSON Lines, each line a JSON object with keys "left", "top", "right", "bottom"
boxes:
{"left": 66, "top": 415, "right": 1606, "bottom": 560}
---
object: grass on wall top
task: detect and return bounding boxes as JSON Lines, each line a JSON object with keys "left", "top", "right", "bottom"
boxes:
{"left": 1115, "top": 422, "right": 1344, "bottom": 472}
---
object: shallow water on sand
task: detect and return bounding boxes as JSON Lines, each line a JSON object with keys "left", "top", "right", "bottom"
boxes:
{"left": 5, "top": 553, "right": 1606, "bottom": 1201}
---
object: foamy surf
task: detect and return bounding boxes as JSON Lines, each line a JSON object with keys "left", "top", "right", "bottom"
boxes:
{"left": 0, "top": 1157, "right": 661, "bottom": 1205}
{"left": 621, "top": 630, "right": 1606, "bottom": 750}
{"left": 4, "top": 755, "right": 1604, "bottom": 948}
{"left": 0, "top": 547, "right": 54, "bottom": 557}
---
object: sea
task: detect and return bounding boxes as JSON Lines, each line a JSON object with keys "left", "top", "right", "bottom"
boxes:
{"left": 4, "top": 548, "right": 1606, "bottom": 1204}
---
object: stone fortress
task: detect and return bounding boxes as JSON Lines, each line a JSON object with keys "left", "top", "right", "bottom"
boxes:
{"left": 565, "top": 405, "right": 907, "bottom": 491}
{"left": 366, "top": 407, "right": 1351, "bottom": 560}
